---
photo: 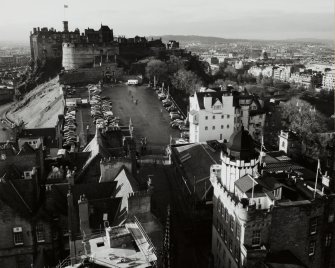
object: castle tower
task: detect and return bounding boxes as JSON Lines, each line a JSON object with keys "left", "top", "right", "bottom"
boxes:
{"left": 220, "top": 126, "right": 259, "bottom": 192}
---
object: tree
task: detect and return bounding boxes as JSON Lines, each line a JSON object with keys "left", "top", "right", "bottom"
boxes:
{"left": 145, "top": 60, "right": 168, "bottom": 82}
{"left": 282, "top": 98, "right": 327, "bottom": 147}
{"left": 171, "top": 69, "right": 203, "bottom": 95}
{"left": 167, "top": 55, "right": 185, "bottom": 74}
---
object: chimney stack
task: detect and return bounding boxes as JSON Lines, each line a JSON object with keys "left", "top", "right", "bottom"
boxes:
{"left": 78, "top": 195, "right": 90, "bottom": 239}
{"left": 63, "top": 21, "right": 69, "bottom": 33}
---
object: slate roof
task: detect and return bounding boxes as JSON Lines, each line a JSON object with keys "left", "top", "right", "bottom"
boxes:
{"left": 234, "top": 174, "right": 257, "bottom": 193}
{"left": 18, "top": 128, "right": 58, "bottom": 148}
{"left": 45, "top": 181, "right": 121, "bottom": 235}
{"left": 265, "top": 250, "right": 307, "bottom": 268}
{"left": 0, "top": 175, "right": 35, "bottom": 217}
{"left": 195, "top": 91, "right": 227, "bottom": 109}
{"left": 172, "top": 143, "right": 220, "bottom": 200}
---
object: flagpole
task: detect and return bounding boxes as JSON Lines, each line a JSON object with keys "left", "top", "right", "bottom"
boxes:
{"left": 260, "top": 135, "right": 264, "bottom": 166}
{"left": 251, "top": 177, "right": 255, "bottom": 205}
{"left": 314, "top": 159, "right": 320, "bottom": 198}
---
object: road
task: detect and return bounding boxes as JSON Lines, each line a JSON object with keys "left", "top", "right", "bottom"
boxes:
{"left": 102, "top": 84, "right": 180, "bottom": 152}
{"left": 0, "top": 102, "right": 15, "bottom": 142}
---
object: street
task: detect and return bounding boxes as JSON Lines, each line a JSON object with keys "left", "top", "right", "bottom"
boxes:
{"left": 0, "top": 102, "right": 15, "bottom": 142}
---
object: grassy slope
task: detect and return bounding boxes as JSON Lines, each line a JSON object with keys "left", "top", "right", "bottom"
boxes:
{"left": 8, "top": 77, "right": 64, "bottom": 128}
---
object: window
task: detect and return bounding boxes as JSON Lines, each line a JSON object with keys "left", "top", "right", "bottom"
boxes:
{"left": 230, "top": 217, "right": 235, "bottom": 232}
{"left": 205, "top": 116, "right": 208, "bottom": 120}
{"left": 213, "top": 115, "right": 215, "bottom": 119}
{"left": 281, "top": 141, "right": 285, "bottom": 148}
{"left": 224, "top": 230, "right": 227, "bottom": 244}
{"left": 24, "top": 171, "right": 32, "bottom": 179}
{"left": 205, "top": 126, "right": 208, "bottom": 130}
{"left": 227, "top": 115, "right": 230, "bottom": 119}
{"left": 225, "top": 209, "right": 229, "bottom": 223}
{"left": 234, "top": 246, "right": 239, "bottom": 262}
{"left": 221, "top": 125, "right": 224, "bottom": 129}
{"left": 13, "top": 227, "right": 23, "bottom": 246}
{"left": 310, "top": 217, "right": 318, "bottom": 235}
{"left": 308, "top": 241, "right": 316, "bottom": 256}
{"left": 52, "top": 231, "right": 58, "bottom": 240}
{"left": 212, "top": 126, "right": 215, "bottom": 130}
{"left": 227, "top": 124, "right": 230, "bottom": 129}
{"left": 221, "top": 115, "right": 224, "bottom": 119}
{"left": 251, "top": 230, "right": 261, "bottom": 246}
{"left": 36, "top": 223, "right": 45, "bottom": 242}
{"left": 236, "top": 223, "right": 241, "bottom": 240}
{"left": 214, "top": 105, "right": 222, "bottom": 110}
{"left": 229, "top": 238, "right": 233, "bottom": 252}
{"left": 325, "top": 233, "right": 332, "bottom": 247}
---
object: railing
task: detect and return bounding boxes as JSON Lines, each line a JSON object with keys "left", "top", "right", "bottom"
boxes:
{"left": 133, "top": 215, "right": 157, "bottom": 265}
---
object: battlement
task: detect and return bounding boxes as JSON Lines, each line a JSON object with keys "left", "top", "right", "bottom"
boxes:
{"left": 221, "top": 152, "right": 259, "bottom": 167}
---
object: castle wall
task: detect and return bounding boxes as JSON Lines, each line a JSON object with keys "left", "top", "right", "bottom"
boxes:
{"left": 62, "top": 43, "right": 119, "bottom": 70}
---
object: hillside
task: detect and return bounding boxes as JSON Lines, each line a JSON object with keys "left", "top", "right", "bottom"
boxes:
{"left": 149, "top": 35, "right": 332, "bottom": 46}
{"left": 7, "top": 77, "right": 64, "bottom": 128}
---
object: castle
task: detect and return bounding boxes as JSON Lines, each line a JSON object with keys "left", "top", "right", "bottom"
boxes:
{"left": 30, "top": 21, "right": 166, "bottom": 71}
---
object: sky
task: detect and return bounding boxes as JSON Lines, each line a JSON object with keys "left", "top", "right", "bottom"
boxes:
{"left": 0, "top": 0, "right": 334, "bottom": 42}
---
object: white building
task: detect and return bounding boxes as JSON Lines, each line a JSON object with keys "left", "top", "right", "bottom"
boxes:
{"left": 189, "top": 89, "right": 266, "bottom": 143}
{"left": 322, "top": 71, "right": 335, "bottom": 91}
{"left": 189, "top": 90, "right": 235, "bottom": 143}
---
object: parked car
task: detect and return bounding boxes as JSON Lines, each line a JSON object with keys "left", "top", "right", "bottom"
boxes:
{"left": 158, "top": 94, "right": 166, "bottom": 100}
{"left": 179, "top": 126, "right": 189, "bottom": 132}
{"left": 167, "top": 106, "right": 177, "bottom": 112}
{"left": 163, "top": 101, "right": 172, "bottom": 108}
{"left": 181, "top": 131, "right": 189, "bottom": 139}
{"left": 171, "top": 114, "right": 182, "bottom": 120}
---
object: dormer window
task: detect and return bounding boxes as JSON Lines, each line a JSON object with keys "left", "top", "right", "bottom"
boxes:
{"left": 213, "top": 105, "right": 222, "bottom": 110}
{"left": 24, "top": 171, "right": 32, "bottom": 179}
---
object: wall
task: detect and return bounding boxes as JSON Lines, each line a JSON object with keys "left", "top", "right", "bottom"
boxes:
{"left": 62, "top": 43, "right": 119, "bottom": 70}
{"left": 270, "top": 202, "right": 325, "bottom": 268}
{"left": 127, "top": 191, "right": 151, "bottom": 216}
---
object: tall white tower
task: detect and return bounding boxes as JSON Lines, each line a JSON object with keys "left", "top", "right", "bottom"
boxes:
{"left": 220, "top": 126, "right": 259, "bottom": 192}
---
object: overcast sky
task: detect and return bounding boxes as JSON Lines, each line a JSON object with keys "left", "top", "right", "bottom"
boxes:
{"left": 1, "top": 0, "right": 334, "bottom": 42}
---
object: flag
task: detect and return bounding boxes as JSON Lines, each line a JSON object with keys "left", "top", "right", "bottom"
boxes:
{"left": 317, "top": 159, "right": 322, "bottom": 176}
{"left": 64, "top": 4, "right": 68, "bottom": 8}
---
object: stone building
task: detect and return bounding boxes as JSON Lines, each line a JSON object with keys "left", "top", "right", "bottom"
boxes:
{"left": 210, "top": 127, "right": 335, "bottom": 268}
{"left": 30, "top": 21, "right": 81, "bottom": 62}
{"left": 188, "top": 88, "right": 266, "bottom": 143}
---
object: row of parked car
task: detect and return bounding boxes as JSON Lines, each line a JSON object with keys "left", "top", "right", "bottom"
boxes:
{"left": 62, "top": 107, "right": 78, "bottom": 148}
{"left": 155, "top": 87, "right": 190, "bottom": 142}
{"left": 89, "top": 85, "right": 120, "bottom": 129}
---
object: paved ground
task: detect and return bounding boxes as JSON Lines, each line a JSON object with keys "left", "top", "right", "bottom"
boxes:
{"left": 102, "top": 84, "right": 180, "bottom": 152}
{"left": 102, "top": 84, "right": 211, "bottom": 268}
{"left": 0, "top": 102, "right": 15, "bottom": 142}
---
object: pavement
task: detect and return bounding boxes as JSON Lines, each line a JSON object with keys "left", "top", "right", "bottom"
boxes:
{"left": 101, "top": 84, "right": 180, "bottom": 152}
{"left": 0, "top": 102, "right": 15, "bottom": 142}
